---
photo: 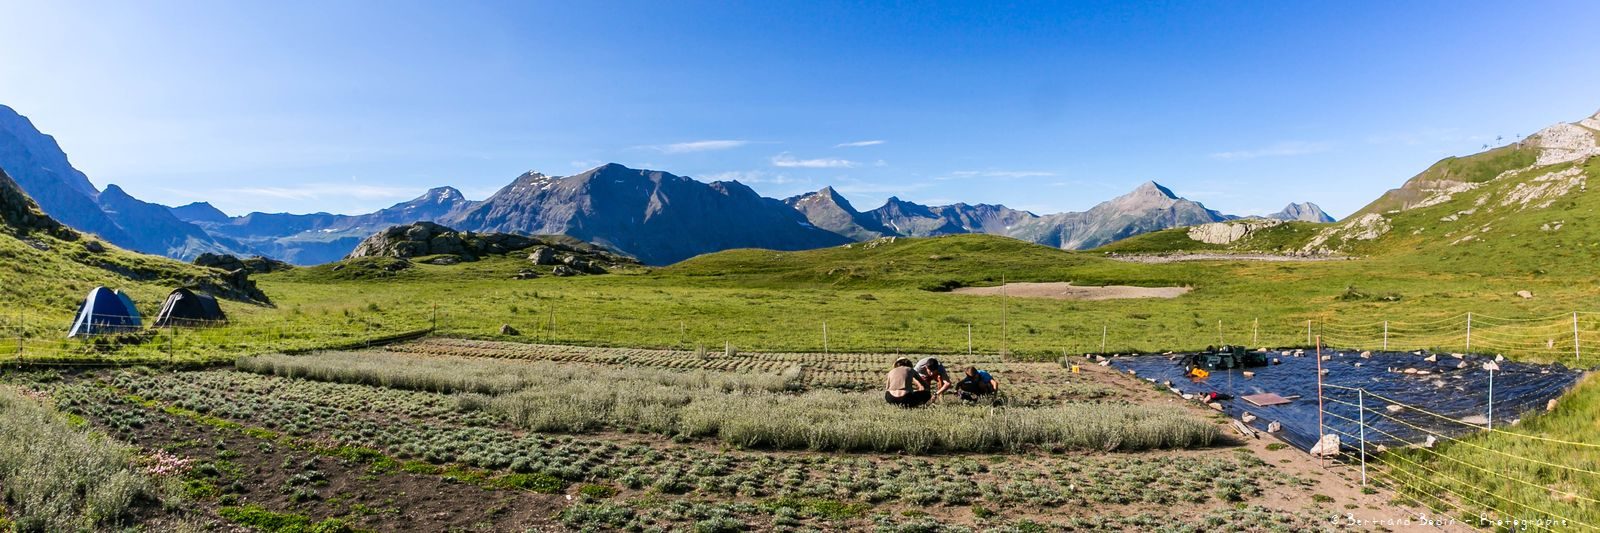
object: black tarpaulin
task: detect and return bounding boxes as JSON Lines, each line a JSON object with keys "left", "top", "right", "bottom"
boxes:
{"left": 1108, "top": 350, "right": 1583, "bottom": 452}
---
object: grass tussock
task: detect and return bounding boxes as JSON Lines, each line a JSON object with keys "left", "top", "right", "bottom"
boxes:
{"left": 0, "top": 387, "right": 165, "bottom": 531}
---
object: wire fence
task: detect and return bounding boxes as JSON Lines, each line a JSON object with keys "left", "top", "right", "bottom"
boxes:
{"left": 1317, "top": 380, "right": 1599, "bottom": 531}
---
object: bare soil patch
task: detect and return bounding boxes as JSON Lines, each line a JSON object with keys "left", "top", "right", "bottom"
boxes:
{"left": 951, "top": 281, "right": 1190, "bottom": 300}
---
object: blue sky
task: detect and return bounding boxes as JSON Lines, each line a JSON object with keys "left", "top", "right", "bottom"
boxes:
{"left": 3, "top": 1, "right": 1599, "bottom": 218}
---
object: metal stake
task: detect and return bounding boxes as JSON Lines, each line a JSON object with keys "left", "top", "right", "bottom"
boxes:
{"left": 1383, "top": 321, "right": 1389, "bottom": 351}
{"left": 1358, "top": 388, "right": 1367, "bottom": 485}
{"left": 1575, "top": 312, "right": 1582, "bottom": 364}
{"left": 1466, "top": 312, "right": 1473, "bottom": 354}
{"left": 1488, "top": 367, "right": 1495, "bottom": 430}
{"left": 966, "top": 324, "right": 972, "bottom": 356}
{"left": 1100, "top": 324, "right": 1108, "bottom": 354}
{"left": 823, "top": 321, "right": 829, "bottom": 354}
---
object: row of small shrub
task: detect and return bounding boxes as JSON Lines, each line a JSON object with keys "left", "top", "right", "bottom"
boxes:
{"left": 492, "top": 385, "right": 1218, "bottom": 453}
{"left": 237, "top": 351, "right": 801, "bottom": 395}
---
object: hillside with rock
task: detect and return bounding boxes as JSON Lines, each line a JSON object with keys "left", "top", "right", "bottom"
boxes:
{"left": 345, "top": 222, "right": 636, "bottom": 276}
{"left": 0, "top": 167, "right": 269, "bottom": 305}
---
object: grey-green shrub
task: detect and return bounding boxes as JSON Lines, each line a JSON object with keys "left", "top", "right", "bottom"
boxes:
{"left": 0, "top": 387, "right": 162, "bottom": 531}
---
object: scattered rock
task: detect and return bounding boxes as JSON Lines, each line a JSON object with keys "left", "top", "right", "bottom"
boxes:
{"left": 1423, "top": 354, "right": 1438, "bottom": 362}
{"left": 551, "top": 265, "right": 578, "bottom": 277}
{"left": 1386, "top": 405, "right": 1404, "bottom": 414}
{"left": 1548, "top": 399, "right": 1559, "bottom": 411}
{"left": 1242, "top": 371, "right": 1255, "bottom": 378}
{"left": 1266, "top": 421, "right": 1282, "bottom": 433}
{"left": 421, "top": 256, "right": 461, "bottom": 265}
{"left": 1460, "top": 415, "right": 1489, "bottom": 426}
{"left": 1241, "top": 412, "right": 1258, "bottom": 424}
{"left": 1309, "top": 434, "right": 1341, "bottom": 457}
{"left": 1422, "top": 435, "right": 1437, "bottom": 448}
{"left": 1359, "top": 351, "right": 1371, "bottom": 358}
{"left": 1515, "top": 290, "right": 1534, "bottom": 300}
{"left": 499, "top": 324, "right": 520, "bottom": 336}
{"left": 83, "top": 240, "right": 105, "bottom": 253}
{"left": 512, "top": 270, "right": 540, "bottom": 280}
{"left": 1207, "top": 402, "right": 1224, "bottom": 411}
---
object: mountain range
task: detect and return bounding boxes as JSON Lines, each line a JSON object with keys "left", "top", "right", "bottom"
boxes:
{"left": 0, "top": 103, "right": 1336, "bottom": 265}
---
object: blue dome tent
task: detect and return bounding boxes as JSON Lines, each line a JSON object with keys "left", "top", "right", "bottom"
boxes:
{"left": 67, "top": 287, "right": 141, "bottom": 338}
{"left": 114, "top": 289, "right": 142, "bottom": 328}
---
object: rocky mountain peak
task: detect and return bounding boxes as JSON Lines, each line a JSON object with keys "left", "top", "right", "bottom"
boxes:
{"left": 1268, "top": 202, "right": 1336, "bottom": 223}
{"left": 1129, "top": 181, "right": 1179, "bottom": 200}
{"left": 170, "top": 202, "right": 231, "bottom": 224}
{"left": 422, "top": 186, "right": 464, "bottom": 203}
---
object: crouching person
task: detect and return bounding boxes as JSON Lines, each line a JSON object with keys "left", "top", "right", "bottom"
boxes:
{"left": 885, "top": 357, "right": 931, "bottom": 407}
{"left": 955, "top": 366, "right": 999, "bottom": 403}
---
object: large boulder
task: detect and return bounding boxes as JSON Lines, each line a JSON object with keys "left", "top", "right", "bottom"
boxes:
{"left": 527, "top": 246, "right": 558, "bottom": 265}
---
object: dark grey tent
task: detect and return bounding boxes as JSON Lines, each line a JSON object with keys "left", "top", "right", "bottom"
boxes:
{"left": 153, "top": 288, "right": 226, "bottom": 327}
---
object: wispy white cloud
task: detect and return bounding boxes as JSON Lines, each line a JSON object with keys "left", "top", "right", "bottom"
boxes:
{"left": 834, "top": 140, "right": 885, "bottom": 148}
{"left": 643, "top": 140, "right": 752, "bottom": 154}
{"left": 217, "top": 182, "right": 420, "bottom": 201}
{"left": 771, "top": 153, "right": 857, "bottom": 168}
{"left": 1209, "top": 141, "right": 1332, "bottom": 160}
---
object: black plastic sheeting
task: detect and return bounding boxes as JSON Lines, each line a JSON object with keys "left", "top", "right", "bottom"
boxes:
{"left": 1108, "top": 350, "right": 1584, "bottom": 452}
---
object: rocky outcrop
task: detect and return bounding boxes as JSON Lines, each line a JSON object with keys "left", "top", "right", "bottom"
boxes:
{"left": 1529, "top": 121, "right": 1600, "bottom": 167}
{"left": 0, "top": 167, "right": 75, "bottom": 239}
{"left": 346, "top": 222, "right": 538, "bottom": 260}
{"left": 346, "top": 222, "right": 637, "bottom": 276}
{"left": 193, "top": 253, "right": 293, "bottom": 274}
{"left": 1187, "top": 219, "right": 1284, "bottom": 245}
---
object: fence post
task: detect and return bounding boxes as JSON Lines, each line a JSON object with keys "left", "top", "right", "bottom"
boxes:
{"left": 1307, "top": 320, "right": 1312, "bottom": 346}
{"left": 1383, "top": 321, "right": 1389, "bottom": 351}
{"left": 1100, "top": 324, "right": 1108, "bottom": 354}
{"left": 1358, "top": 388, "right": 1367, "bottom": 485}
{"left": 1466, "top": 312, "right": 1473, "bottom": 354}
{"left": 1251, "top": 318, "right": 1259, "bottom": 346}
{"left": 1315, "top": 335, "right": 1325, "bottom": 468}
{"left": 431, "top": 303, "right": 438, "bottom": 332}
{"left": 1217, "top": 320, "right": 1224, "bottom": 346}
{"left": 1000, "top": 275, "right": 1008, "bottom": 358}
{"left": 966, "top": 324, "right": 972, "bottom": 356}
{"left": 1575, "top": 312, "right": 1581, "bottom": 364}
{"left": 823, "top": 321, "right": 829, "bottom": 355}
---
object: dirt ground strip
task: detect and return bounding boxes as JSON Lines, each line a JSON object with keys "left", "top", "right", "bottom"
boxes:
{"left": 950, "top": 282, "right": 1191, "bottom": 301}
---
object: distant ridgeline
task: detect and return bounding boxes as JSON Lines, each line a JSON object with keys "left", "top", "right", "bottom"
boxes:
{"left": 8, "top": 101, "right": 1596, "bottom": 266}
